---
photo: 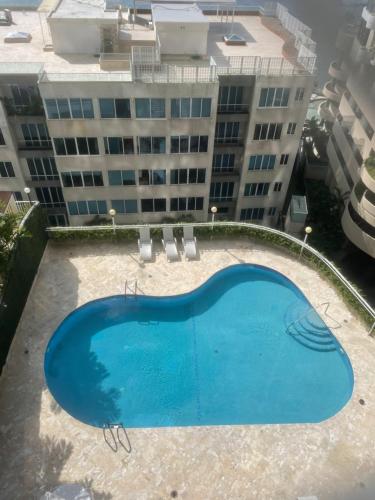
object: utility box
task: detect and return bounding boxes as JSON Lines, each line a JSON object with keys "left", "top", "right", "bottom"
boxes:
{"left": 284, "top": 195, "right": 308, "bottom": 235}
{"left": 151, "top": 3, "right": 209, "bottom": 56}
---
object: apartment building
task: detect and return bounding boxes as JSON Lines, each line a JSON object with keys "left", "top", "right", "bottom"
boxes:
{"left": 320, "top": 0, "right": 375, "bottom": 258}
{"left": 0, "top": 0, "right": 315, "bottom": 227}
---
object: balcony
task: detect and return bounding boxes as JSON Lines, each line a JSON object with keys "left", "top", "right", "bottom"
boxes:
{"left": 322, "top": 80, "right": 341, "bottom": 104}
{"left": 217, "top": 104, "right": 248, "bottom": 115}
{"left": 335, "top": 116, "right": 364, "bottom": 167}
{"left": 1, "top": 97, "right": 45, "bottom": 117}
{"left": 212, "top": 168, "right": 241, "bottom": 177}
{"left": 328, "top": 60, "right": 348, "bottom": 82}
{"left": 214, "top": 137, "right": 243, "bottom": 147}
{"left": 342, "top": 202, "right": 375, "bottom": 258}
{"left": 18, "top": 140, "right": 53, "bottom": 151}
{"left": 361, "top": 156, "right": 375, "bottom": 192}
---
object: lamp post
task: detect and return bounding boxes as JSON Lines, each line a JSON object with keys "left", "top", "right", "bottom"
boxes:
{"left": 211, "top": 206, "right": 217, "bottom": 228}
{"left": 23, "top": 186, "right": 31, "bottom": 203}
{"left": 299, "top": 226, "right": 312, "bottom": 260}
{"left": 109, "top": 208, "right": 116, "bottom": 233}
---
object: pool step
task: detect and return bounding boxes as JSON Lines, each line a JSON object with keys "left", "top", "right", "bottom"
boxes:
{"left": 288, "top": 319, "right": 337, "bottom": 353}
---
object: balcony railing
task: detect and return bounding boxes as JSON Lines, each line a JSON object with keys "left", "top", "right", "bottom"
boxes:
{"left": 18, "top": 140, "right": 53, "bottom": 151}
{"left": 214, "top": 137, "right": 242, "bottom": 146}
{"left": 212, "top": 168, "right": 240, "bottom": 176}
{"left": 217, "top": 104, "right": 248, "bottom": 114}
{"left": 1, "top": 97, "right": 45, "bottom": 117}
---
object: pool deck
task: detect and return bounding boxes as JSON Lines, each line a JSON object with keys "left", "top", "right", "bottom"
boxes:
{"left": 1, "top": 238, "right": 375, "bottom": 500}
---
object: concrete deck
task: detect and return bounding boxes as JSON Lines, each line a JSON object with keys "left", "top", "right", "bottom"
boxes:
{"left": 1, "top": 239, "right": 375, "bottom": 500}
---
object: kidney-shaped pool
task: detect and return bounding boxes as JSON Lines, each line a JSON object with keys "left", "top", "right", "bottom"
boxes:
{"left": 44, "top": 264, "right": 353, "bottom": 428}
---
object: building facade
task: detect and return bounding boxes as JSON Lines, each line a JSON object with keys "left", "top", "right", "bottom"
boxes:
{"left": 0, "top": 1, "right": 315, "bottom": 227}
{"left": 320, "top": 0, "right": 375, "bottom": 258}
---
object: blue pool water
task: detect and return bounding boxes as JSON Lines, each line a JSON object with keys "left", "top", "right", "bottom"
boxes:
{"left": 45, "top": 264, "right": 353, "bottom": 428}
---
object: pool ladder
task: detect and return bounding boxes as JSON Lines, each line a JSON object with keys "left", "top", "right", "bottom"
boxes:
{"left": 125, "top": 279, "right": 137, "bottom": 296}
{"left": 103, "top": 423, "right": 131, "bottom": 453}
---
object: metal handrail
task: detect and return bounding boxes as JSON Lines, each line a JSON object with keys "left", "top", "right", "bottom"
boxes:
{"left": 46, "top": 221, "right": 375, "bottom": 332}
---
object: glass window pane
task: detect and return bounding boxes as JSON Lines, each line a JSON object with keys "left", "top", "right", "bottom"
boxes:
{"left": 180, "top": 98, "right": 190, "bottom": 118}
{"left": 259, "top": 89, "right": 267, "bottom": 107}
{"left": 82, "top": 99, "right": 94, "bottom": 118}
{"left": 122, "top": 170, "right": 135, "bottom": 185}
{"left": 139, "top": 137, "right": 151, "bottom": 154}
{"left": 141, "top": 199, "right": 153, "bottom": 212}
{"left": 266, "top": 88, "right": 275, "bottom": 106}
{"left": 65, "top": 138, "right": 77, "bottom": 155}
{"left": 123, "top": 138, "right": 134, "bottom": 154}
{"left": 57, "top": 99, "right": 70, "bottom": 118}
{"left": 153, "top": 170, "right": 166, "bottom": 185}
{"left": 151, "top": 99, "right": 165, "bottom": 118}
{"left": 189, "top": 169, "right": 197, "bottom": 183}
{"left": 196, "top": 197, "right": 204, "bottom": 210}
{"left": 125, "top": 200, "right": 137, "bottom": 213}
{"left": 115, "top": 99, "right": 130, "bottom": 118}
{"left": 68, "top": 202, "right": 78, "bottom": 215}
{"left": 139, "top": 170, "right": 150, "bottom": 185}
{"left": 77, "top": 137, "right": 88, "bottom": 155}
{"left": 171, "top": 137, "right": 179, "bottom": 153}
{"left": 152, "top": 137, "right": 165, "bottom": 154}
{"left": 190, "top": 136, "right": 199, "bottom": 152}
{"left": 99, "top": 98, "right": 115, "bottom": 118}
{"left": 45, "top": 99, "right": 59, "bottom": 119}
{"left": 274, "top": 88, "right": 283, "bottom": 107}
{"left": 197, "top": 169, "right": 205, "bottom": 183}
{"left": 180, "top": 136, "right": 189, "bottom": 153}
{"left": 179, "top": 197, "right": 186, "bottom": 210}
{"left": 199, "top": 136, "right": 208, "bottom": 152}
{"left": 88, "top": 138, "right": 99, "bottom": 155}
{"left": 281, "top": 89, "right": 290, "bottom": 106}
{"left": 108, "top": 137, "right": 122, "bottom": 154}
{"left": 108, "top": 170, "right": 122, "bottom": 185}
{"left": 179, "top": 169, "right": 187, "bottom": 184}
{"left": 154, "top": 198, "right": 166, "bottom": 212}
{"left": 97, "top": 200, "right": 107, "bottom": 214}
{"left": 54, "top": 138, "right": 66, "bottom": 155}
{"left": 77, "top": 201, "right": 88, "bottom": 215}
{"left": 83, "top": 171, "right": 93, "bottom": 186}
{"left": 71, "top": 171, "right": 83, "bottom": 187}
{"left": 88, "top": 200, "right": 98, "bottom": 214}
{"left": 70, "top": 98, "right": 83, "bottom": 118}
{"left": 201, "top": 98, "right": 211, "bottom": 117}
{"left": 135, "top": 99, "right": 150, "bottom": 118}
{"left": 93, "top": 171, "right": 103, "bottom": 186}
{"left": 61, "top": 172, "right": 72, "bottom": 187}
{"left": 171, "top": 99, "right": 180, "bottom": 118}
{"left": 170, "top": 198, "right": 178, "bottom": 211}
{"left": 191, "top": 98, "right": 201, "bottom": 117}
{"left": 170, "top": 170, "right": 178, "bottom": 184}
{"left": 112, "top": 200, "right": 124, "bottom": 213}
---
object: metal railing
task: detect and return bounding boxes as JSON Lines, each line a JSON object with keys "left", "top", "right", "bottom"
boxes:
{"left": 46, "top": 220, "right": 375, "bottom": 332}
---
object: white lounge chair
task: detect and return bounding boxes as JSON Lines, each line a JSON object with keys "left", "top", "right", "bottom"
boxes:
{"left": 162, "top": 227, "right": 178, "bottom": 261}
{"left": 182, "top": 226, "right": 197, "bottom": 260}
{"left": 138, "top": 227, "right": 153, "bottom": 262}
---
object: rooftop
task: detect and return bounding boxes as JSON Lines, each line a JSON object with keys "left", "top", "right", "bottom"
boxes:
{"left": 151, "top": 3, "right": 207, "bottom": 23}
{"left": 0, "top": 238, "right": 374, "bottom": 498}
{"left": 0, "top": 6, "right": 315, "bottom": 79}
{"left": 50, "top": 0, "right": 117, "bottom": 20}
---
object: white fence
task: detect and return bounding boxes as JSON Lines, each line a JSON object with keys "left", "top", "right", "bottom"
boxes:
{"left": 46, "top": 221, "right": 375, "bottom": 332}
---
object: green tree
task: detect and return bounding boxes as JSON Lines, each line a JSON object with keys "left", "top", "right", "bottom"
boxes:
{"left": 0, "top": 209, "right": 23, "bottom": 286}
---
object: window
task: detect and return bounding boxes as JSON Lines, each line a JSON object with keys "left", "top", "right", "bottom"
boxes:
{"left": 0, "top": 128, "right": 5, "bottom": 145}
{"left": 21, "top": 123, "right": 51, "bottom": 148}
{"left": 259, "top": 88, "right": 290, "bottom": 107}
{"left": 99, "top": 98, "right": 131, "bottom": 118}
{"left": 27, "top": 157, "right": 58, "bottom": 180}
{"left": 141, "top": 198, "right": 166, "bottom": 212}
{"left": 139, "top": 169, "right": 166, "bottom": 185}
{"left": 244, "top": 183, "right": 269, "bottom": 196}
{"left": 13, "top": 191, "right": 23, "bottom": 201}
{"left": 137, "top": 136, "right": 166, "bottom": 154}
{"left": 108, "top": 170, "right": 136, "bottom": 186}
{"left": 248, "top": 155, "right": 276, "bottom": 171}
{"left": 11, "top": 84, "right": 38, "bottom": 106}
{"left": 35, "top": 187, "right": 65, "bottom": 208}
{"left": 135, "top": 98, "right": 165, "bottom": 118}
{"left": 111, "top": 199, "right": 137, "bottom": 214}
{"left": 253, "top": 123, "right": 283, "bottom": 140}
{"left": 218, "top": 86, "right": 244, "bottom": 112}
{"left": 287, "top": 122, "right": 297, "bottom": 135}
{"left": 274, "top": 182, "right": 283, "bottom": 192}
{"left": 53, "top": 137, "right": 99, "bottom": 155}
{"left": 280, "top": 154, "right": 289, "bottom": 165}
{"left": 170, "top": 197, "right": 204, "bottom": 211}
{"left": 67, "top": 200, "right": 107, "bottom": 216}
{"left": 104, "top": 137, "right": 134, "bottom": 155}
{"left": 0, "top": 161, "right": 15, "bottom": 177}
{"left": 268, "top": 207, "right": 277, "bottom": 216}
{"left": 240, "top": 208, "right": 265, "bottom": 221}
{"left": 61, "top": 170, "right": 103, "bottom": 188}
{"left": 210, "top": 182, "right": 234, "bottom": 201}
{"left": 170, "top": 168, "right": 205, "bottom": 184}
{"left": 171, "top": 97, "right": 211, "bottom": 118}
{"left": 48, "top": 214, "right": 67, "bottom": 226}
{"left": 213, "top": 153, "right": 235, "bottom": 172}
{"left": 45, "top": 98, "right": 94, "bottom": 119}
{"left": 170, "top": 135, "right": 208, "bottom": 153}
{"left": 215, "top": 122, "right": 240, "bottom": 143}
{"left": 295, "top": 87, "right": 305, "bottom": 102}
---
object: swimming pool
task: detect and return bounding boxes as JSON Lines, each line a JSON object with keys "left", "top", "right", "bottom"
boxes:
{"left": 44, "top": 264, "right": 353, "bottom": 428}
